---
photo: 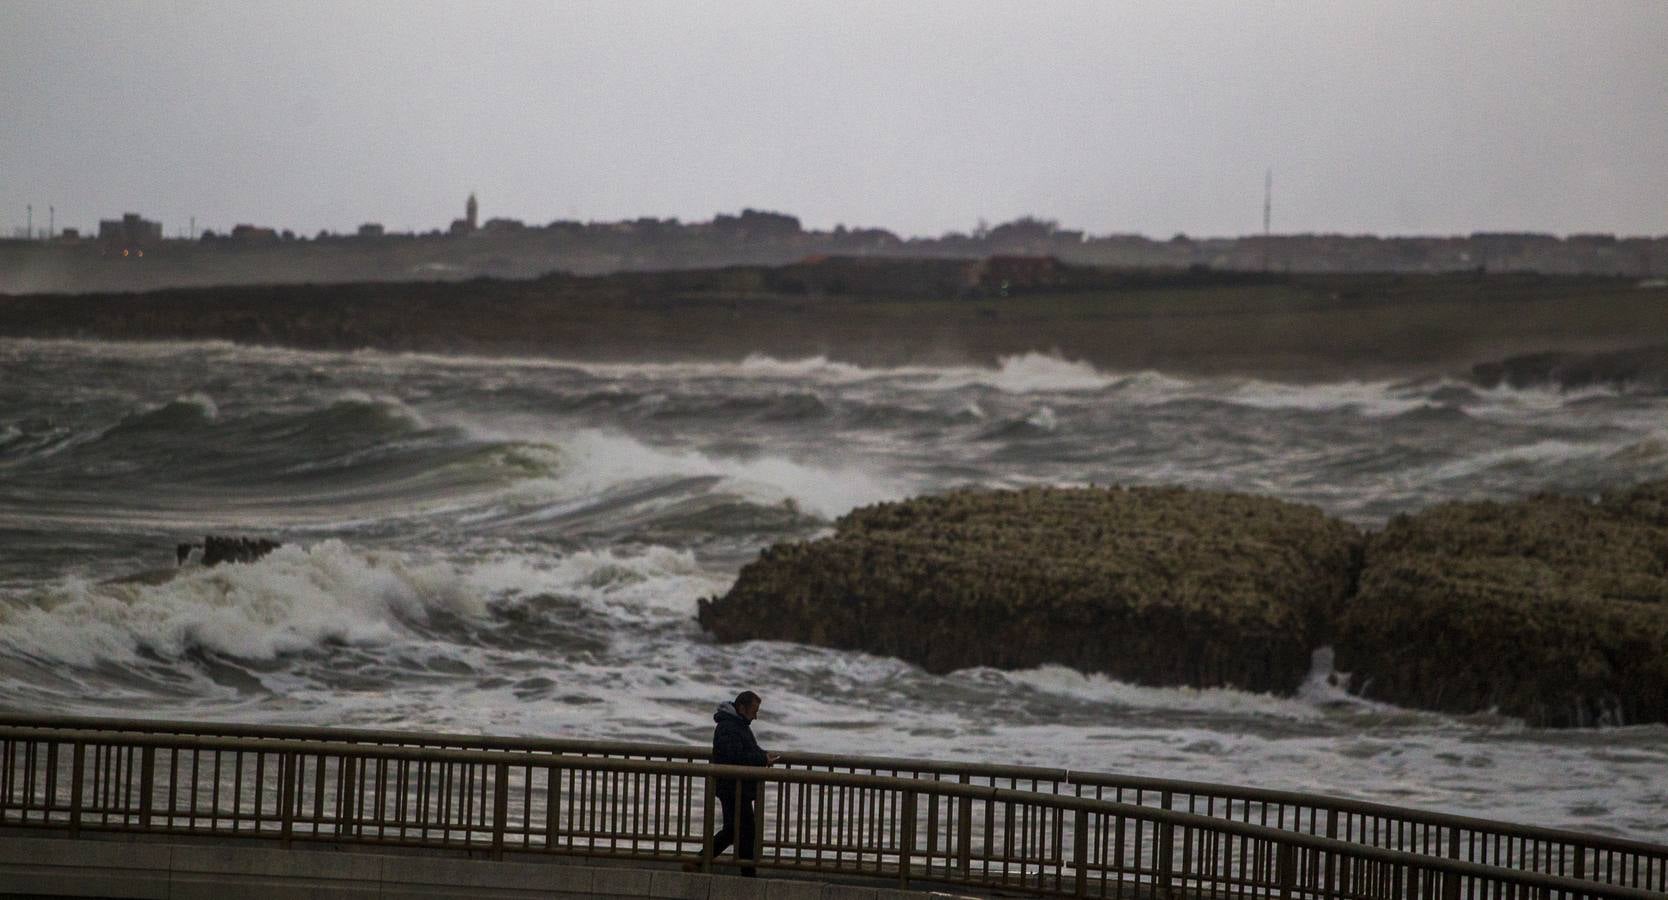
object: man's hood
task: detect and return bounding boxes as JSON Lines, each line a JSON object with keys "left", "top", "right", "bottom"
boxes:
{"left": 714, "top": 701, "right": 746, "bottom": 725}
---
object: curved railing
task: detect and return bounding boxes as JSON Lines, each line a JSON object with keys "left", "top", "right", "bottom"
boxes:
{"left": 2, "top": 716, "right": 1664, "bottom": 898}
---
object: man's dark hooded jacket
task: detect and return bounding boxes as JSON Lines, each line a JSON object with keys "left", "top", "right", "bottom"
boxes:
{"left": 712, "top": 701, "right": 768, "bottom": 801}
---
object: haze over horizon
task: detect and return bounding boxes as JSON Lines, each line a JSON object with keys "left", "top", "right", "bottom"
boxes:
{"left": 3, "top": 0, "right": 1666, "bottom": 241}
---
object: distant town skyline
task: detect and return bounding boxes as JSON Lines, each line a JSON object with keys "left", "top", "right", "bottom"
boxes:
{"left": 13, "top": 194, "right": 1668, "bottom": 247}
{"left": 3, "top": 1, "right": 1666, "bottom": 240}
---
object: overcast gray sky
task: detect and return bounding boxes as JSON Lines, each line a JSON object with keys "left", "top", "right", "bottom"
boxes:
{"left": 3, "top": 1, "right": 1665, "bottom": 239}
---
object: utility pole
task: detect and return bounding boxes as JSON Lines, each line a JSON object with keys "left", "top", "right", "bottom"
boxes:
{"left": 1262, "top": 169, "right": 1272, "bottom": 272}
{"left": 26, "top": 204, "right": 32, "bottom": 240}
{"left": 190, "top": 216, "right": 196, "bottom": 241}
{"left": 48, "top": 206, "right": 54, "bottom": 239}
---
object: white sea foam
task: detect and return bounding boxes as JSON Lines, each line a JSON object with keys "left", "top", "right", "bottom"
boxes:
{"left": 1105, "top": 370, "right": 1194, "bottom": 400}
{"left": 464, "top": 546, "right": 730, "bottom": 618}
{"left": 330, "top": 391, "right": 431, "bottom": 429}
{"left": 1211, "top": 379, "right": 1429, "bottom": 418}
{"left": 733, "top": 353, "right": 874, "bottom": 381}
{"left": 918, "top": 352, "right": 1118, "bottom": 393}
{"left": 1026, "top": 406, "right": 1059, "bottom": 431}
{"left": 456, "top": 425, "right": 906, "bottom": 520}
{"left": 1465, "top": 381, "right": 1624, "bottom": 420}
{"left": 174, "top": 391, "right": 220, "bottom": 420}
{"left": 1418, "top": 439, "right": 1610, "bottom": 483}
{"left": 991, "top": 664, "right": 1330, "bottom": 721}
{"left": 0, "top": 541, "right": 481, "bottom": 665}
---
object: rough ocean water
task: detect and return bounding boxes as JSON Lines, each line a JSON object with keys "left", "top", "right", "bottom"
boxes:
{"left": 1, "top": 337, "right": 1665, "bottom": 841}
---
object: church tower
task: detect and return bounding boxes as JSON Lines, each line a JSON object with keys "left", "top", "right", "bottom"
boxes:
{"left": 466, "top": 193, "right": 479, "bottom": 231}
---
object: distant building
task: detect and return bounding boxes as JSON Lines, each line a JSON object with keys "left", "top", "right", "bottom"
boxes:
{"left": 357, "top": 223, "right": 385, "bottom": 238}
{"left": 481, "top": 217, "right": 524, "bottom": 234}
{"left": 451, "top": 193, "right": 481, "bottom": 236}
{"left": 230, "top": 224, "right": 280, "bottom": 244}
{"left": 713, "top": 208, "right": 801, "bottom": 239}
{"left": 97, "top": 213, "right": 162, "bottom": 246}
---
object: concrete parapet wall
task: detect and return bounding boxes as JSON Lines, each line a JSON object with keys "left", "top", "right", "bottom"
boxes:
{"left": 0, "top": 831, "right": 985, "bottom": 900}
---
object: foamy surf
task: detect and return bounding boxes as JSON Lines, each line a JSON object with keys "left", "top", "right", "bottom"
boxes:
{"left": 5, "top": 337, "right": 1668, "bottom": 842}
{"left": 0, "top": 542, "right": 480, "bottom": 665}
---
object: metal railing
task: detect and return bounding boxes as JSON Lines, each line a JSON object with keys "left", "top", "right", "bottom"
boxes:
{"left": 2, "top": 722, "right": 1664, "bottom": 899}
{"left": 3, "top": 712, "right": 1664, "bottom": 895}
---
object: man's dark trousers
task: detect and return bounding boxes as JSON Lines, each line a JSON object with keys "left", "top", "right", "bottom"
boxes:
{"left": 711, "top": 793, "right": 757, "bottom": 875}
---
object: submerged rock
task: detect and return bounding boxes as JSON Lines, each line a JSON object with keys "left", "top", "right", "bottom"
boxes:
{"left": 177, "top": 535, "right": 283, "bottom": 567}
{"left": 697, "top": 486, "right": 1363, "bottom": 694}
{"left": 1338, "top": 483, "right": 1668, "bottom": 726}
{"left": 107, "top": 535, "right": 285, "bottom": 586}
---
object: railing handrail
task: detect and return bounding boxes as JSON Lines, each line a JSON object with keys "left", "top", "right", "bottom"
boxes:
{"left": 1, "top": 723, "right": 1660, "bottom": 900}
{"left": 5, "top": 711, "right": 1663, "bottom": 859}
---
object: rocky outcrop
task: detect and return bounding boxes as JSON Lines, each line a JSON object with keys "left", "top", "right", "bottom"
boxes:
{"left": 699, "top": 481, "right": 1668, "bottom": 726}
{"left": 1336, "top": 484, "right": 1668, "bottom": 726}
{"left": 697, "top": 486, "right": 1364, "bottom": 694}
{"left": 1470, "top": 345, "right": 1668, "bottom": 392}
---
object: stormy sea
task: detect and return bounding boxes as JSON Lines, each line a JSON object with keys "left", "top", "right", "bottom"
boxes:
{"left": 2, "top": 337, "right": 1665, "bottom": 841}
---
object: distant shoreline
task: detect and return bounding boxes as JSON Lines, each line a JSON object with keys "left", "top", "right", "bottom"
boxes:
{"left": 4, "top": 213, "right": 1665, "bottom": 296}
{"left": 4, "top": 262, "right": 1666, "bottom": 382}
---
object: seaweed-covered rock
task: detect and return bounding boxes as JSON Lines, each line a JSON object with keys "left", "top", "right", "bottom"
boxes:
{"left": 1337, "top": 485, "right": 1668, "bottom": 726}
{"left": 697, "top": 486, "right": 1363, "bottom": 694}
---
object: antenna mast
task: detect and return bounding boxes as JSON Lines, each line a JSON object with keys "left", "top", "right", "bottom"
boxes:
{"left": 1262, "top": 169, "right": 1273, "bottom": 272}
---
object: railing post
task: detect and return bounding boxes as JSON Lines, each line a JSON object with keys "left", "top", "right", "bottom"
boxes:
{"left": 1157, "top": 791, "right": 1175, "bottom": 900}
{"left": 1325, "top": 810, "right": 1338, "bottom": 897}
{"left": 1073, "top": 808, "right": 1089, "bottom": 897}
{"left": 1277, "top": 843, "right": 1296, "bottom": 900}
{"left": 700, "top": 775, "right": 715, "bottom": 873}
{"left": 491, "top": 761, "right": 509, "bottom": 860}
{"left": 958, "top": 793, "right": 973, "bottom": 877}
{"left": 900, "top": 789, "right": 917, "bottom": 887}
{"left": 279, "top": 751, "right": 296, "bottom": 847}
{"left": 67, "top": 741, "right": 84, "bottom": 837}
{"left": 138, "top": 746, "right": 155, "bottom": 829}
{"left": 1444, "top": 828, "right": 1462, "bottom": 900}
{"left": 750, "top": 778, "right": 764, "bottom": 873}
{"left": 44, "top": 741, "right": 58, "bottom": 825}
{"left": 337, "top": 755, "right": 354, "bottom": 838}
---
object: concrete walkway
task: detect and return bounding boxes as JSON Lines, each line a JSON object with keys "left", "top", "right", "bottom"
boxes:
{"left": 0, "top": 831, "right": 989, "bottom": 900}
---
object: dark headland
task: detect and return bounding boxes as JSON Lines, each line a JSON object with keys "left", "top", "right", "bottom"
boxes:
{"left": 3, "top": 258, "right": 1668, "bottom": 383}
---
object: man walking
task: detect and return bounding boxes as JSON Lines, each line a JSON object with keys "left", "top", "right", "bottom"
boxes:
{"left": 702, "top": 690, "right": 778, "bottom": 876}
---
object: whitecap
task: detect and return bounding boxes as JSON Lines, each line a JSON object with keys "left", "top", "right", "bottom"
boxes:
{"left": 0, "top": 540, "right": 482, "bottom": 665}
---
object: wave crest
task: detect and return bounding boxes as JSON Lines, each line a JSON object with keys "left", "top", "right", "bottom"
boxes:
{"left": 0, "top": 541, "right": 481, "bottom": 665}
